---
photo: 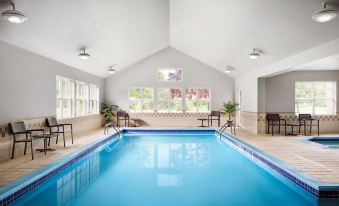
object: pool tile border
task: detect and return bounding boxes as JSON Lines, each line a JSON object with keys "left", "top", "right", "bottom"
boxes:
{"left": 0, "top": 132, "right": 121, "bottom": 206}
{"left": 0, "top": 128, "right": 339, "bottom": 205}
{"left": 219, "top": 132, "right": 339, "bottom": 198}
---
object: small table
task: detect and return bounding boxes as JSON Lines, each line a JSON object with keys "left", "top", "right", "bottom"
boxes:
{"left": 130, "top": 118, "right": 141, "bottom": 127}
{"left": 285, "top": 124, "right": 300, "bottom": 136}
{"left": 36, "top": 134, "right": 57, "bottom": 152}
{"left": 197, "top": 118, "right": 209, "bottom": 127}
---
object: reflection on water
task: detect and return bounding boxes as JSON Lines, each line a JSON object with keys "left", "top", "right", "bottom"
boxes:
{"left": 126, "top": 142, "right": 211, "bottom": 169}
{"left": 157, "top": 174, "right": 183, "bottom": 187}
{"left": 56, "top": 155, "right": 100, "bottom": 206}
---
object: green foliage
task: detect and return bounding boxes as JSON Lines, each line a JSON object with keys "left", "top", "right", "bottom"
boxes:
{"left": 223, "top": 101, "right": 237, "bottom": 120}
{"left": 100, "top": 103, "right": 119, "bottom": 122}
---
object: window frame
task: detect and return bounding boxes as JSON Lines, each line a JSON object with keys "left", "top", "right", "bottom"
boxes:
{"left": 56, "top": 75, "right": 100, "bottom": 119}
{"left": 89, "top": 84, "right": 100, "bottom": 115}
{"left": 156, "top": 68, "right": 183, "bottom": 82}
{"left": 128, "top": 87, "right": 155, "bottom": 113}
{"left": 295, "top": 81, "right": 336, "bottom": 115}
{"left": 156, "top": 88, "right": 183, "bottom": 113}
{"left": 184, "top": 88, "right": 211, "bottom": 113}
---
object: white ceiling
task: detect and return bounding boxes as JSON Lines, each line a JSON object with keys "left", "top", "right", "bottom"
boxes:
{"left": 0, "top": 0, "right": 339, "bottom": 78}
{"left": 295, "top": 54, "right": 339, "bottom": 70}
{"left": 0, "top": 0, "right": 169, "bottom": 78}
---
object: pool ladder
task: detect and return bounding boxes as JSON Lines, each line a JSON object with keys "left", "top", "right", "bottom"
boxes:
{"left": 104, "top": 121, "right": 122, "bottom": 137}
{"left": 217, "top": 121, "right": 236, "bottom": 137}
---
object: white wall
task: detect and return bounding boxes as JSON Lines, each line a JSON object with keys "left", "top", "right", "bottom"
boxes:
{"left": 235, "top": 74, "right": 258, "bottom": 112}
{"left": 105, "top": 47, "right": 234, "bottom": 111}
{"left": 263, "top": 70, "right": 339, "bottom": 113}
{"left": 0, "top": 40, "right": 104, "bottom": 120}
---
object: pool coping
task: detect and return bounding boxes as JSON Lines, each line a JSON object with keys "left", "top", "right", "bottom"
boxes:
{"left": 0, "top": 128, "right": 338, "bottom": 205}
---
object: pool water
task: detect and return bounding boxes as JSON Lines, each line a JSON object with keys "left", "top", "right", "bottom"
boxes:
{"left": 11, "top": 134, "right": 318, "bottom": 206}
{"left": 310, "top": 139, "right": 339, "bottom": 148}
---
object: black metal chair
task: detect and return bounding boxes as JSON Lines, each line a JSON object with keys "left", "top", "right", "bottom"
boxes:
{"left": 46, "top": 117, "right": 73, "bottom": 147}
{"left": 266, "top": 114, "right": 286, "bottom": 136}
{"left": 9, "top": 122, "right": 47, "bottom": 160}
{"left": 117, "top": 111, "right": 129, "bottom": 127}
{"left": 298, "top": 114, "right": 320, "bottom": 136}
{"left": 208, "top": 111, "right": 221, "bottom": 127}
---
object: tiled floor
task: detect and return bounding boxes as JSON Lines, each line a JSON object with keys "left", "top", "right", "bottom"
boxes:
{"left": 0, "top": 127, "right": 338, "bottom": 189}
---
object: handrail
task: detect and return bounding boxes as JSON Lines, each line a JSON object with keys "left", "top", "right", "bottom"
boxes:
{"left": 217, "top": 121, "right": 236, "bottom": 137}
{"left": 104, "top": 121, "right": 122, "bottom": 137}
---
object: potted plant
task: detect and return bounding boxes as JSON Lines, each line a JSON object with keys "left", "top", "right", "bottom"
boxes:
{"left": 223, "top": 101, "right": 237, "bottom": 125}
{"left": 100, "top": 103, "right": 119, "bottom": 123}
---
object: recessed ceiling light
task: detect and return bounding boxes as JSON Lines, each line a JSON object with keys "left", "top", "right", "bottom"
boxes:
{"left": 107, "top": 65, "right": 116, "bottom": 74}
{"left": 1, "top": 1, "right": 28, "bottom": 24}
{"left": 249, "top": 49, "right": 260, "bottom": 60}
{"left": 79, "top": 49, "right": 90, "bottom": 60}
{"left": 312, "top": 3, "right": 337, "bottom": 23}
{"left": 224, "top": 66, "right": 234, "bottom": 74}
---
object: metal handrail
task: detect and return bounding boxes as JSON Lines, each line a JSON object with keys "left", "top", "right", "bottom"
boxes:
{"left": 104, "top": 121, "right": 122, "bottom": 137}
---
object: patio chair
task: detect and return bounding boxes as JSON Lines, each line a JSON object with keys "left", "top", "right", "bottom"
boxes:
{"left": 117, "top": 111, "right": 129, "bottom": 127}
{"left": 266, "top": 114, "right": 287, "bottom": 136}
{"left": 208, "top": 111, "right": 221, "bottom": 127}
{"left": 9, "top": 122, "right": 47, "bottom": 160}
{"left": 46, "top": 117, "right": 73, "bottom": 147}
{"left": 298, "top": 114, "right": 320, "bottom": 136}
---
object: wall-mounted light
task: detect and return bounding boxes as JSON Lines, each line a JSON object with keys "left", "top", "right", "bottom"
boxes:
{"left": 107, "top": 65, "right": 116, "bottom": 74}
{"left": 312, "top": 2, "right": 337, "bottom": 23}
{"left": 249, "top": 49, "right": 260, "bottom": 60}
{"left": 1, "top": 0, "right": 28, "bottom": 24}
{"left": 79, "top": 49, "right": 90, "bottom": 60}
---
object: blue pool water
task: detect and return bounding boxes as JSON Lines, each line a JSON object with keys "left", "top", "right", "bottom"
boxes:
{"left": 8, "top": 134, "right": 322, "bottom": 205}
{"left": 310, "top": 138, "right": 339, "bottom": 148}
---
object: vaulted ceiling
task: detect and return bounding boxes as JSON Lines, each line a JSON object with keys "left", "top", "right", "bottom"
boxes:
{"left": 0, "top": 0, "right": 339, "bottom": 78}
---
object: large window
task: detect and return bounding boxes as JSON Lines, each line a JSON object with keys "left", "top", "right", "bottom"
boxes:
{"left": 295, "top": 81, "right": 336, "bottom": 115}
{"left": 156, "top": 69, "right": 182, "bottom": 81}
{"left": 185, "top": 88, "right": 210, "bottom": 112}
{"left": 56, "top": 76, "right": 99, "bottom": 119}
{"left": 56, "top": 76, "right": 74, "bottom": 118}
{"left": 76, "top": 80, "right": 88, "bottom": 116}
{"left": 89, "top": 84, "right": 100, "bottom": 114}
{"left": 129, "top": 88, "right": 154, "bottom": 112}
{"left": 157, "top": 88, "right": 182, "bottom": 112}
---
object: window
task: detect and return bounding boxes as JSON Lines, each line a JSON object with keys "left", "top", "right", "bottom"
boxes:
{"left": 89, "top": 84, "right": 100, "bottom": 114}
{"left": 185, "top": 88, "right": 210, "bottom": 112}
{"left": 156, "top": 69, "right": 182, "bottom": 81}
{"left": 56, "top": 76, "right": 74, "bottom": 118}
{"left": 157, "top": 88, "right": 182, "bottom": 112}
{"left": 129, "top": 88, "right": 154, "bottom": 112}
{"left": 76, "top": 80, "right": 88, "bottom": 116}
{"left": 56, "top": 76, "right": 100, "bottom": 119}
{"left": 295, "top": 81, "right": 336, "bottom": 115}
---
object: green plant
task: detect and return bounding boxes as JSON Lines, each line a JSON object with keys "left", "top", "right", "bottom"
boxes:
{"left": 100, "top": 103, "right": 119, "bottom": 122}
{"left": 223, "top": 101, "right": 237, "bottom": 120}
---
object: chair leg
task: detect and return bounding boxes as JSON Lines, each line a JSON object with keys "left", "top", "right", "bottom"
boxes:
{"left": 44, "top": 139, "right": 47, "bottom": 155}
{"left": 63, "top": 133, "right": 66, "bottom": 147}
{"left": 304, "top": 124, "right": 306, "bottom": 136}
{"left": 48, "top": 138, "right": 51, "bottom": 146}
{"left": 31, "top": 140, "right": 34, "bottom": 160}
{"left": 56, "top": 135, "right": 59, "bottom": 144}
{"left": 278, "top": 122, "right": 281, "bottom": 133}
{"left": 24, "top": 142, "right": 27, "bottom": 155}
{"left": 11, "top": 141, "right": 15, "bottom": 159}
{"left": 318, "top": 124, "right": 320, "bottom": 136}
{"left": 71, "top": 131, "right": 74, "bottom": 144}
{"left": 267, "top": 123, "right": 269, "bottom": 134}
{"left": 310, "top": 125, "right": 312, "bottom": 134}
{"left": 272, "top": 124, "right": 274, "bottom": 136}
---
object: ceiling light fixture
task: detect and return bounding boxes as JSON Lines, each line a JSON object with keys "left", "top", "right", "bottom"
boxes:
{"left": 79, "top": 49, "right": 90, "bottom": 60}
{"left": 249, "top": 49, "right": 260, "bottom": 60}
{"left": 107, "top": 65, "right": 116, "bottom": 74}
{"left": 1, "top": 0, "right": 28, "bottom": 24}
{"left": 224, "top": 66, "right": 234, "bottom": 74}
{"left": 312, "top": 3, "right": 337, "bottom": 23}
